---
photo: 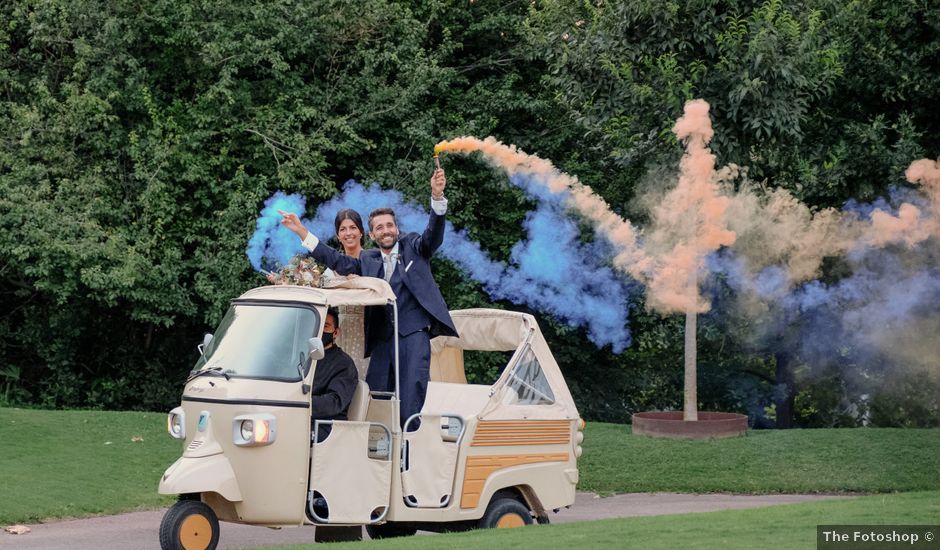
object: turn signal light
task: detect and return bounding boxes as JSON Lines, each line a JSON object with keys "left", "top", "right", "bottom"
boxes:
{"left": 233, "top": 414, "right": 277, "bottom": 447}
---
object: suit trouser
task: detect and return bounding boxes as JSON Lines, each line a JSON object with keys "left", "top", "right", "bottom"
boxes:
{"left": 366, "top": 329, "right": 430, "bottom": 427}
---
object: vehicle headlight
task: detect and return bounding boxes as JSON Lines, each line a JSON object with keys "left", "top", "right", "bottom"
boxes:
{"left": 233, "top": 414, "right": 277, "bottom": 447}
{"left": 167, "top": 407, "right": 185, "bottom": 439}
{"left": 240, "top": 419, "right": 254, "bottom": 441}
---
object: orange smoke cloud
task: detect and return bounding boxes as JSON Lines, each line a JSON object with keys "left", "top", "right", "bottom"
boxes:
{"left": 723, "top": 186, "right": 856, "bottom": 289}
{"left": 643, "top": 99, "right": 735, "bottom": 313}
{"left": 863, "top": 158, "right": 940, "bottom": 247}
{"left": 434, "top": 136, "right": 651, "bottom": 279}
{"left": 868, "top": 203, "right": 928, "bottom": 247}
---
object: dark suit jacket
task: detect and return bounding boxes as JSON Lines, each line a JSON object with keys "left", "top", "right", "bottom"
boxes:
{"left": 309, "top": 210, "right": 458, "bottom": 357}
{"left": 310, "top": 345, "right": 357, "bottom": 422}
{"left": 310, "top": 344, "right": 358, "bottom": 441}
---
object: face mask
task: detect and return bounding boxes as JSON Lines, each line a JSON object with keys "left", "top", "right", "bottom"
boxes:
{"left": 322, "top": 330, "right": 334, "bottom": 347}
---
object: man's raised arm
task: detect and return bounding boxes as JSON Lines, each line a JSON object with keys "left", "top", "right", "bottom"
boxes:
{"left": 419, "top": 168, "right": 448, "bottom": 256}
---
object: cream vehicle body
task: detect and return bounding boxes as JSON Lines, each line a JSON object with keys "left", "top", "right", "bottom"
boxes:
{"left": 158, "top": 277, "right": 583, "bottom": 550}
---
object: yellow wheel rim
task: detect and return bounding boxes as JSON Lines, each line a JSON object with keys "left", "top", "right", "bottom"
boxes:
{"left": 179, "top": 514, "right": 212, "bottom": 550}
{"left": 496, "top": 513, "right": 525, "bottom": 528}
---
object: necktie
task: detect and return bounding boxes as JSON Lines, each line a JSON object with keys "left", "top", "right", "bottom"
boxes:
{"left": 384, "top": 253, "right": 399, "bottom": 281}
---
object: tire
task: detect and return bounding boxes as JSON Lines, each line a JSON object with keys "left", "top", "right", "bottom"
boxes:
{"left": 159, "top": 499, "right": 220, "bottom": 550}
{"left": 365, "top": 522, "right": 418, "bottom": 539}
{"left": 478, "top": 497, "right": 533, "bottom": 529}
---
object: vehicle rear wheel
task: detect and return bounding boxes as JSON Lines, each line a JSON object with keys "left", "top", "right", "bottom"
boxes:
{"left": 365, "top": 522, "right": 418, "bottom": 539}
{"left": 159, "top": 499, "right": 220, "bottom": 550}
{"left": 479, "top": 497, "right": 533, "bottom": 529}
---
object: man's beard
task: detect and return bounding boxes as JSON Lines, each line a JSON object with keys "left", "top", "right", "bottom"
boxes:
{"left": 377, "top": 234, "right": 397, "bottom": 250}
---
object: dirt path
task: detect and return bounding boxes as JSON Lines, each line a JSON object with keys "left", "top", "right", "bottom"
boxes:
{"left": 0, "top": 492, "right": 846, "bottom": 549}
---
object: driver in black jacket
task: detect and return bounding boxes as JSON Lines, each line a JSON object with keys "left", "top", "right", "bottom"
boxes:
{"left": 310, "top": 307, "right": 357, "bottom": 441}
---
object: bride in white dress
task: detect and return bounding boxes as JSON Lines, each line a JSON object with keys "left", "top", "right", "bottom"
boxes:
{"left": 328, "top": 209, "right": 369, "bottom": 379}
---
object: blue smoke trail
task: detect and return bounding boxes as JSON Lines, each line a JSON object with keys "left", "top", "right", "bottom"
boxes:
{"left": 785, "top": 249, "right": 940, "bottom": 369}
{"left": 842, "top": 185, "right": 928, "bottom": 220}
{"left": 247, "top": 180, "right": 634, "bottom": 351}
{"left": 245, "top": 191, "right": 308, "bottom": 271}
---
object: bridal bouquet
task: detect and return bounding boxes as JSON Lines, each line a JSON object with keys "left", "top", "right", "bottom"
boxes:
{"left": 269, "top": 257, "right": 328, "bottom": 287}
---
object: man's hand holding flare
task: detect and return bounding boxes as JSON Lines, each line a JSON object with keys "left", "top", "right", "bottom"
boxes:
{"left": 431, "top": 162, "right": 446, "bottom": 201}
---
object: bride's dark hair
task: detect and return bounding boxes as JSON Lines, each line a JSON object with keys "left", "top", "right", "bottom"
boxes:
{"left": 334, "top": 208, "right": 365, "bottom": 247}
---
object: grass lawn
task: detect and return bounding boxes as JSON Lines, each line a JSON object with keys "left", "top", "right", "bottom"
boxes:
{"left": 0, "top": 407, "right": 180, "bottom": 524}
{"left": 261, "top": 491, "right": 940, "bottom": 550}
{"left": 1, "top": 407, "right": 938, "bottom": 525}
{"left": 579, "top": 423, "right": 940, "bottom": 494}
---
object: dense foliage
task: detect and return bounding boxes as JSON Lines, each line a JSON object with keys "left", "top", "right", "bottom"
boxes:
{"left": 1, "top": 0, "right": 937, "bottom": 426}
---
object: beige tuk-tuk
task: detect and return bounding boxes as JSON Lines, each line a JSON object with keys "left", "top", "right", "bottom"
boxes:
{"left": 158, "top": 277, "right": 583, "bottom": 549}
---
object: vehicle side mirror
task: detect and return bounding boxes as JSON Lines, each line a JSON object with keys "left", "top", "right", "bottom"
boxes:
{"left": 197, "top": 333, "right": 213, "bottom": 356}
{"left": 307, "top": 337, "right": 325, "bottom": 361}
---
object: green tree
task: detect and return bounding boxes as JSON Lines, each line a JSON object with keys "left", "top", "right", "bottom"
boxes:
{"left": 1, "top": 0, "right": 937, "bottom": 427}
{"left": 525, "top": 0, "right": 940, "bottom": 426}
{"left": 0, "top": 0, "right": 448, "bottom": 407}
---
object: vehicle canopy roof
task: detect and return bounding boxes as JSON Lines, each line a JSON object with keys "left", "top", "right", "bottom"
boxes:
{"left": 237, "top": 277, "right": 396, "bottom": 308}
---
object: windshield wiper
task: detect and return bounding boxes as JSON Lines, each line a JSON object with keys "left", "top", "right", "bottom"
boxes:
{"left": 187, "top": 365, "right": 231, "bottom": 383}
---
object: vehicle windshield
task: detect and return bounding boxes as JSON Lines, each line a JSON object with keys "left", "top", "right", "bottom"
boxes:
{"left": 193, "top": 303, "right": 320, "bottom": 381}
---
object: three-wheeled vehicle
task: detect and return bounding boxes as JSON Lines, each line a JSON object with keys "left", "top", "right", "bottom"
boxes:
{"left": 158, "top": 277, "right": 583, "bottom": 549}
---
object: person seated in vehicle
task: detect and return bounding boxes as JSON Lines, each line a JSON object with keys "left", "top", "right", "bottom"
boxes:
{"left": 311, "top": 307, "right": 358, "bottom": 441}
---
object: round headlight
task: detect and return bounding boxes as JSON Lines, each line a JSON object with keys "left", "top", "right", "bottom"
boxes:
{"left": 170, "top": 415, "right": 183, "bottom": 437}
{"left": 167, "top": 408, "right": 185, "bottom": 439}
{"left": 240, "top": 419, "right": 254, "bottom": 441}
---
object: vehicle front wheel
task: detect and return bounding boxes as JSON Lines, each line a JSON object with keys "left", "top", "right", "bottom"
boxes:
{"left": 159, "top": 499, "right": 220, "bottom": 550}
{"left": 365, "top": 521, "right": 418, "bottom": 539}
{"left": 478, "top": 497, "right": 533, "bottom": 529}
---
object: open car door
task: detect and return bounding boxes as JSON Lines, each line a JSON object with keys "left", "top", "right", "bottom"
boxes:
{"left": 303, "top": 277, "right": 399, "bottom": 524}
{"left": 308, "top": 419, "right": 393, "bottom": 524}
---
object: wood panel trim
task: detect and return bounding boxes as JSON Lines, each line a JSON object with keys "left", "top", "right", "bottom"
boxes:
{"left": 460, "top": 452, "right": 568, "bottom": 509}
{"left": 471, "top": 420, "right": 572, "bottom": 447}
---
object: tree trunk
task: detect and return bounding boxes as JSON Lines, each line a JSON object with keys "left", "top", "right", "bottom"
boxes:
{"left": 684, "top": 310, "right": 698, "bottom": 421}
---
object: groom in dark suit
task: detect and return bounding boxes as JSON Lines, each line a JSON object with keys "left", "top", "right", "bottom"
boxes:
{"left": 279, "top": 168, "right": 457, "bottom": 426}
